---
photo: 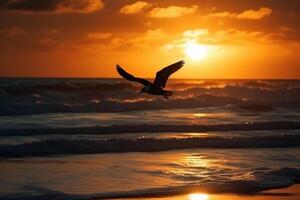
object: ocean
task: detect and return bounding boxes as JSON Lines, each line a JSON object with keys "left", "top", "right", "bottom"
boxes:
{"left": 0, "top": 78, "right": 300, "bottom": 199}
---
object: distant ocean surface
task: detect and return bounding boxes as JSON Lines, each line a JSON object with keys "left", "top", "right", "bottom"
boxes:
{"left": 0, "top": 78, "right": 300, "bottom": 200}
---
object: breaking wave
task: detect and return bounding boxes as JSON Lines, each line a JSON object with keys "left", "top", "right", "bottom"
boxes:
{"left": 1, "top": 121, "right": 300, "bottom": 137}
{"left": 1, "top": 79, "right": 300, "bottom": 116}
{"left": 1, "top": 134, "right": 300, "bottom": 158}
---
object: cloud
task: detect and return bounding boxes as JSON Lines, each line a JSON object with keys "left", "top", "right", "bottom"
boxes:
{"left": 112, "top": 29, "right": 172, "bottom": 51}
{"left": 207, "top": 11, "right": 236, "bottom": 18}
{"left": 207, "top": 7, "right": 272, "bottom": 20}
{"left": 263, "top": 32, "right": 299, "bottom": 43}
{"left": 236, "top": 7, "right": 272, "bottom": 20}
{"left": 125, "top": 29, "right": 169, "bottom": 50}
{"left": 213, "top": 29, "right": 264, "bottom": 44}
{"left": 0, "top": 26, "right": 25, "bottom": 37}
{"left": 148, "top": 5, "right": 198, "bottom": 18}
{"left": 138, "top": 29, "right": 169, "bottom": 42}
{"left": 119, "top": 1, "right": 152, "bottom": 14}
{"left": 183, "top": 29, "right": 209, "bottom": 38}
{"left": 162, "top": 28, "right": 269, "bottom": 51}
{"left": 42, "top": 29, "right": 60, "bottom": 35}
{"left": 0, "top": 0, "right": 104, "bottom": 13}
{"left": 181, "top": 28, "right": 298, "bottom": 45}
{"left": 87, "top": 32, "right": 112, "bottom": 40}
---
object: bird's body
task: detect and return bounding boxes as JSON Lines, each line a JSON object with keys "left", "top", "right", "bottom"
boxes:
{"left": 116, "top": 60, "right": 184, "bottom": 99}
{"left": 144, "top": 85, "right": 173, "bottom": 98}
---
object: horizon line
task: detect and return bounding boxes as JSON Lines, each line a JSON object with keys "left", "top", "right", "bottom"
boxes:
{"left": 0, "top": 76, "right": 299, "bottom": 80}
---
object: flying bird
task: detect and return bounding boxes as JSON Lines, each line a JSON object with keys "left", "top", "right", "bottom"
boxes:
{"left": 116, "top": 60, "right": 184, "bottom": 99}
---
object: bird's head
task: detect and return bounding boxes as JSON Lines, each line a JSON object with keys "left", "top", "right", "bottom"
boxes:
{"left": 139, "top": 87, "right": 147, "bottom": 94}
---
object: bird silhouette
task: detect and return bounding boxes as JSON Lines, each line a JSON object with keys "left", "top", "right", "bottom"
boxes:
{"left": 116, "top": 60, "right": 184, "bottom": 99}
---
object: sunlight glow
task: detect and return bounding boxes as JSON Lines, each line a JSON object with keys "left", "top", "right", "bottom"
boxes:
{"left": 193, "top": 113, "right": 208, "bottom": 117}
{"left": 185, "top": 42, "right": 208, "bottom": 60}
{"left": 189, "top": 193, "right": 209, "bottom": 200}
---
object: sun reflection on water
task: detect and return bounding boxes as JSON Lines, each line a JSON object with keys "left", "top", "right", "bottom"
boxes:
{"left": 184, "top": 153, "right": 211, "bottom": 168}
{"left": 192, "top": 113, "right": 232, "bottom": 118}
{"left": 193, "top": 113, "right": 209, "bottom": 117}
{"left": 189, "top": 193, "right": 209, "bottom": 200}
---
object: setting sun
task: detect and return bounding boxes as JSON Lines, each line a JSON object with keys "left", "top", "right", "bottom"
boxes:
{"left": 189, "top": 193, "right": 209, "bottom": 200}
{"left": 185, "top": 42, "right": 208, "bottom": 60}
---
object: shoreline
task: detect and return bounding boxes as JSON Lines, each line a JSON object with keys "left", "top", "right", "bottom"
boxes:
{"left": 116, "top": 184, "right": 300, "bottom": 200}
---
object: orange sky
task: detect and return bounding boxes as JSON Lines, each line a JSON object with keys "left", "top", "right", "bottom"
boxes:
{"left": 0, "top": 0, "right": 300, "bottom": 79}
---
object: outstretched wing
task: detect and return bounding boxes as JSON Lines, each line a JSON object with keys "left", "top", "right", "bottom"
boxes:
{"left": 153, "top": 60, "right": 184, "bottom": 88}
{"left": 116, "top": 64, "right": 152, "bottom": 86}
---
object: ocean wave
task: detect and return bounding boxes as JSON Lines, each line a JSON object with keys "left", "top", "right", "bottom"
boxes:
{"left": 1, "top": 134, "right": 300, "bottom": 158}
{"left": 1, "top": 167, "right": 300, "bottom": 200}
{"left": 1, "top": 121, "right": 299, "bottom": 137}
{"left": 2, "top": 92, "right": 299, "bottom": 116}
{"left": 1, "top": 82, "right": 138, "bottom": 96}
{"left": 0, "top": 94, "right": 246, "bottom": 116}
{"left": 185, "top": 85, "right": 300, "bottom": 101}
{"left": 1, "top": 79, "right": 300, "bottom": 116}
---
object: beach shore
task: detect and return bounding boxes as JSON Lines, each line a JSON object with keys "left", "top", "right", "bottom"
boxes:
{"left": 119, "top": 184, "right": 300, "bottom": 200}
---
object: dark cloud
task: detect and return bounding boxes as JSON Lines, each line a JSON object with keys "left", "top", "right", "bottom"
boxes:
{"left": 0, "top": 0, "right": 104, "bottom": 13}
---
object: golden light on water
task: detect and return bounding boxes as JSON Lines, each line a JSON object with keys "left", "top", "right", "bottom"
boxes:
{"left": 189, "top": 193, "right": 209, "bottom": 200}
{"left": 193, "top": 113, "right": 208, "bottom": 117}
{"left": 193, "top": 113, "right": 232, "bottom": 118}
{"left": 185, "top": 42, "right": 208, "bottom": 60}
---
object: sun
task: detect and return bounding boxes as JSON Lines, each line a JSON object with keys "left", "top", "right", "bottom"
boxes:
{"left": 189, "top": 193, "right": 209, "bottom": 200}
{"left": 185, "top": 42, "right": 208, "bottom": 60}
